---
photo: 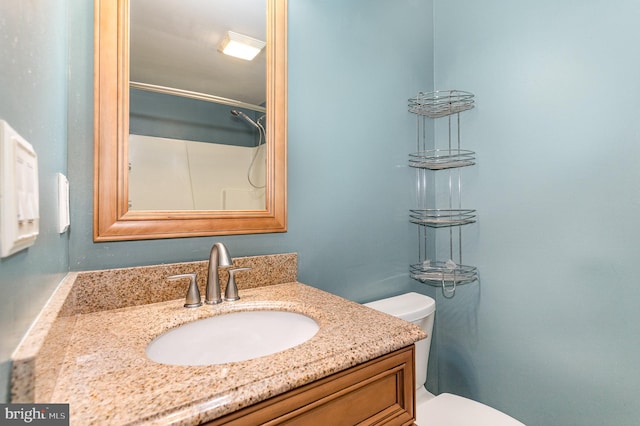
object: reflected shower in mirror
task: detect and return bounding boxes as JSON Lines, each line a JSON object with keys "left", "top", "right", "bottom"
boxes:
{"left": 128, "top": 0, "right": 267, "bottom": 211}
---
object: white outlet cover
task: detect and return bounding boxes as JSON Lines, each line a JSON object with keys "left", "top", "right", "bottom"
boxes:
{"left": 0, "top": 120, "right": 39, "bottom": 258}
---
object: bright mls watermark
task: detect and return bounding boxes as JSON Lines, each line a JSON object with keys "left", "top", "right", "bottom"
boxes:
{"left": 0, "top": 404, "right": 69, "bottom": 425}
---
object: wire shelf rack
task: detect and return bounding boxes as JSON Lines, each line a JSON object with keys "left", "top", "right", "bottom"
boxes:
{"left": 409, "top": 149, "right": 476, "bottom": 170}
{"left": 410, "top": 209, "right": 476, "bottom": 228}
{"left": 408, "top": 90, "right": 475, "bottom": 118}
{"left": 410, "top": 260, "right": 478, "bottom": 298}
{"left": 408, "top": 89, "right": 478, "bottom": 298}
{"left": 410, "top": 261, "right": 478, "bottom": 285}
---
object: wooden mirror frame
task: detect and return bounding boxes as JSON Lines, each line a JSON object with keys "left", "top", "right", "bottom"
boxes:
{"left": 94, "top": 0, "right": 287, "bottom": 241}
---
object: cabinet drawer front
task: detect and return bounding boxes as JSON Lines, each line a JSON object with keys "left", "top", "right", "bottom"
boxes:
{"left": 207, "top": 346, "right": 415, "bottom": 426}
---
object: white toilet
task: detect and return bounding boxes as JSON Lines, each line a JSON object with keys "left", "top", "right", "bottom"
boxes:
{"left": 365, "top": 292, "right": 525, "bottom": 425}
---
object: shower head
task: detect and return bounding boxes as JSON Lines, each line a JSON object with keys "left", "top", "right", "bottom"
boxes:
{"left": 231, "top": 109, "right": 260, "bottom": 130}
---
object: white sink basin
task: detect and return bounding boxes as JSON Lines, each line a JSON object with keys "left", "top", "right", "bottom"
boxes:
{"left": 146, "top": 310, "right": 319, "bottom": 366}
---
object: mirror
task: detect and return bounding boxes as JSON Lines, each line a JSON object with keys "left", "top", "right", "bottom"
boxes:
{"left": 94, "top": 0, "right": 287, "bottom": 241}
{"left": 128, "top": 0, "right": 268, "bottom": 211}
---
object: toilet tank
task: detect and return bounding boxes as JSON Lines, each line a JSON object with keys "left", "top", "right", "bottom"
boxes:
{"left": 364, "top": 292, "right": 435, "bottom": 389}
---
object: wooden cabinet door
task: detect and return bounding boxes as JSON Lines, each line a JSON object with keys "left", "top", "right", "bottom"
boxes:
{"left": 206, "top": 346, "right": 416, "bottom": 426}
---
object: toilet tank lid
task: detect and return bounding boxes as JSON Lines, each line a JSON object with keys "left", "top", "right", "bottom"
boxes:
{"left": 364, "top": 292, "right": 435, "bottom": 322}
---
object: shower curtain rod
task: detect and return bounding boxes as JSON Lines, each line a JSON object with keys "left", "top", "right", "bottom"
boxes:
{"left": 129, "top": 81, "right": 266, "bottom": 113}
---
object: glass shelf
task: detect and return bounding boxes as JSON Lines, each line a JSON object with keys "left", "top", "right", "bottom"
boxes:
{"left": 408, "top": 90, "right": 475, "bottom": 118}
{"left": 410, "top": 261, "right": 478, "bottom": 286}
{"left": 410, "top": 209, "right": 476, "bottom": 228}
{"left": 409, "top": 149, "right": 476, "bottom": 170}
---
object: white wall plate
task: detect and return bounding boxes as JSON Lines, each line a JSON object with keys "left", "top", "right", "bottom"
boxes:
{"left": 0, "top": 120, "right": 39, "bottom": 258}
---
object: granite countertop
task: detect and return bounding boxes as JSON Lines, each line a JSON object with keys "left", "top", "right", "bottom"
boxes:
{"left": 11, "top": 255, "right": 426, "bottom": 425}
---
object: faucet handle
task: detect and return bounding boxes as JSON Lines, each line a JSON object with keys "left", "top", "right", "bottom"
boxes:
{"left": 224, "top": 268, "right": 251, "bottom": 302}
{"left": 167, "top": 273, "right": 202, "bottom": 308}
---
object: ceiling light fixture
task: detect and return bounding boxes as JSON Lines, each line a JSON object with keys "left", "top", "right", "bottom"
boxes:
{"left": 218, "top": 31, "right": 266, "bottom": 61}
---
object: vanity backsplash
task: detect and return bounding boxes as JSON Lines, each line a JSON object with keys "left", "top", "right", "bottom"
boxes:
{"left": 60, "top": 253, "right": 297, "bottom": 315}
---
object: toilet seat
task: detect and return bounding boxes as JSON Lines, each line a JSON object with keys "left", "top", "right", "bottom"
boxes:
{"left": 416, "top": 393, "right": 525, "bottom": 426}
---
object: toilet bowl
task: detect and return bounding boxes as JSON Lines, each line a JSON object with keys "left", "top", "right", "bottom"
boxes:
{"left": 365, "top": 292, "right": 525, "bottom": 425}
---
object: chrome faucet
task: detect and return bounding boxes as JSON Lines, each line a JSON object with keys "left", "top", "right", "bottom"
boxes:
{"left": 205, "top": 242, "right": 233, "bottom": 304}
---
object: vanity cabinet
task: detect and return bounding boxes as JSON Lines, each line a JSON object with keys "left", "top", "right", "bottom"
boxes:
{"left": 12, "top": 275, "right": 426, "bottom": 425}
{"left": 205, "top": 346, "right": 416, "bottom": 426}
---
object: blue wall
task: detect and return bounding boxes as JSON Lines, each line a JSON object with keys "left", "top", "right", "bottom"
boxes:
{"left": 433, "top": 0, "right": 640, "bottom": 424}
{"left": 0, "top": 0, "right": 69, "bottom": 401}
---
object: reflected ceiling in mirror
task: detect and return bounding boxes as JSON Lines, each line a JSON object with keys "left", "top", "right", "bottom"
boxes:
{"left": 93, "top": 0, "right": 287, "bottom": 241}
{"left": 130, "top": 0, "right": 266, "bottom": 106}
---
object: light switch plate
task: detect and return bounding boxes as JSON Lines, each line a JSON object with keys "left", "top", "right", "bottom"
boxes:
{"left": 57, "top": 173, "right": 70, "bottom": 233}
{"left": 0, "top": 120, "right": 39, "bottom": 258}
